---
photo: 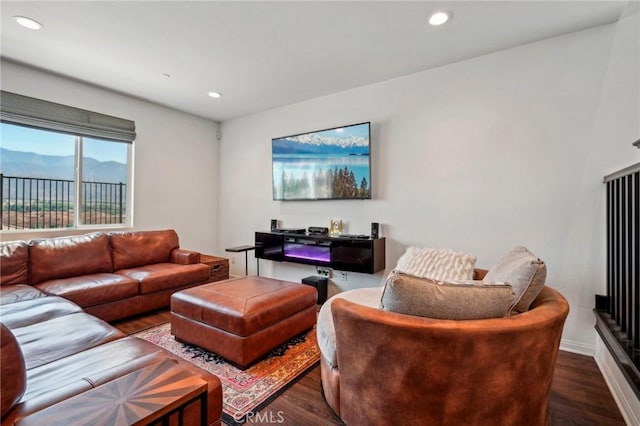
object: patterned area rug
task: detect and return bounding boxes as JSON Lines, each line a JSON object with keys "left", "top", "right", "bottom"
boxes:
{"left": 133, "top": 323, "right": 320, "bottom": 425}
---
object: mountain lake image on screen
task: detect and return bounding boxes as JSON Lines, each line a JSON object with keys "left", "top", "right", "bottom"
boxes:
{"left": 272, "top": 122, "right": 371, "bottom": 201}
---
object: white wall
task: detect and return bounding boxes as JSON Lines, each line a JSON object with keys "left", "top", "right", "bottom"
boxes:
{"left": 0, "top": 61, "right": 222, "bottom": 256}
{"left": 219, "top": 21, "right": 639, "bottom": 351}
{"left": 592, "top": 9, "right": 640, "bottom": 424}
{"left": 592, "top": 6, "right": 640, "bottom": 170}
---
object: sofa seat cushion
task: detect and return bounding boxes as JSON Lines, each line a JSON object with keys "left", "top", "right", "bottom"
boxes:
{"left": 11, "top": 312, "right": 123, "bottom": 370}
{"left": 0, "top": 285, "right": 47, "bottom": 306}
{"left": 29, "top": 233, "right": 113, "bottom": 285}
{"left": 33, "top": 274, "right": 139, "bottom": 308}
{"left": 110, "top": 229, "right": 180, "bottom": 270}
{"left": 0, "top": 241, "right": 29, "bottom": 286}
{"left": 0, "top": 296, "right": 83, "bottom": 329}
{"left": 317, "top": 287, "right": 383, "bottom": 368}
{"left": 117, "top": 263, "right": 209, "bottom": 295}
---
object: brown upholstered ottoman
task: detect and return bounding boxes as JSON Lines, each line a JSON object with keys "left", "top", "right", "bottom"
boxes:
{"left": 170, "top": 276, "right": 317, "bottom": 368}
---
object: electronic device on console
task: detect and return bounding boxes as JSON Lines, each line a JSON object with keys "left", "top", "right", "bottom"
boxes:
{"left": 272, "top": 228, "right": 306, "bottom": 235}
{"left": 308, "top": 226, "right": 329, "bottom": 235}
{"left": 338, "top": 233, "right": 370, "bottom": 239}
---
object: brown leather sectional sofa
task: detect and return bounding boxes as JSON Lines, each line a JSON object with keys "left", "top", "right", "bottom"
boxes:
{"left": 0, "top": 230, "right": 222, "bottom": 425}
{"left": 1, "top": 229, "right": 211, "bottom": 321}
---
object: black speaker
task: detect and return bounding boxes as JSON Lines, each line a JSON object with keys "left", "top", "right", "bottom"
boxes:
{"left": 371, "top": 222, "right": 379, "bottom": 239}
{"left": 270, "top": 219, "right": 278, "bottom": 231}
{"left": 302, "top": 276, "right": 328, "bottom": 304}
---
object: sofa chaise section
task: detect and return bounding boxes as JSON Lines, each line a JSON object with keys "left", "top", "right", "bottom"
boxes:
{"left": 0, "top": 286, "right": 223, "bottom": 425}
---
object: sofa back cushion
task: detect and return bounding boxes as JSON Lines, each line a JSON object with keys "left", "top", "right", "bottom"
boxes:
{"left": 380, "top": 272, "right": 515, "bottom": 320}
{"left": 110, "top": 229, "right": 179, "bottom": 270}
{"left": 1, "top": 324, "right": 27, "bottom": 418}
{"left": 29, "top": 233, "right": 113, "bottom": 284}
{"left": 0, "top": 241, "right": 29, "bottom": 286}
{"left": 483, "top": 246, "right": 547, "bottom": 313}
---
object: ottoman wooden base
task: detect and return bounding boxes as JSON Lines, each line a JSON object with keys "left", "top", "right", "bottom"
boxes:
{"left": 170, "top": 276, "right": 317, "bottom": 369}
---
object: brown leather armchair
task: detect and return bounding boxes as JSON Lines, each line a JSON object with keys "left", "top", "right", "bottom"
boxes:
{"left": 320, "top": 285, "right": 569, "bottom": 426}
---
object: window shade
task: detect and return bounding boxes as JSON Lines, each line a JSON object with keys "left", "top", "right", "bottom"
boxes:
{"left": 0, "top": 90, "right": 136, "bottom": 142}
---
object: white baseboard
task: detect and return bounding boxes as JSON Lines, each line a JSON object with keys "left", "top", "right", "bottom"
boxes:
{"left": 560, "top": 338, "right": 595, "bottom": 356}
{"left": 594, "top": 335, "right": 640, "bottom": 426}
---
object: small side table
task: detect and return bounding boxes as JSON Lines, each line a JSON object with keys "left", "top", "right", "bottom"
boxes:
{"left": 16, "top": 359, "right": 208, "bottom": 426}
{"left": 225, "top": 245, "right": 258, "bottom": 276}
{"left": 200, "top": 254, "right": 230, "bottom": 282}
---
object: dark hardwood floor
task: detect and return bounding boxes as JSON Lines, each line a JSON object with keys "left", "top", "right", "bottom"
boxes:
{"left": 113, "top": 310, "right": 626, "bottom": 426}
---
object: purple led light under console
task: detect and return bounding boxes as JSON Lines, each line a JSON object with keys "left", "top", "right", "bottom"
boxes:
{"left": 284, "top": 244, "right": 330, "bottom": 263}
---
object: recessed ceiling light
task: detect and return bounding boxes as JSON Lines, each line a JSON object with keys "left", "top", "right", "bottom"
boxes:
{"left": 208, "top": 91, "right": 222, "bottom": 99}
{"left": 13, "top": 16, "right": 43, "bottom": 30}
{"left": 429, "top": 11, "right": 452, "bottom": 26}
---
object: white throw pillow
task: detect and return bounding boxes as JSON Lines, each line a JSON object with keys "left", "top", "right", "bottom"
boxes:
{"left": 394, "top": 247, "right": 477, "bottom": 281}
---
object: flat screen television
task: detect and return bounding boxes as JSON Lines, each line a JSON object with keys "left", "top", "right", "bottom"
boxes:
{"left": 272, "top": 122, "right": 371, "bottom": 201}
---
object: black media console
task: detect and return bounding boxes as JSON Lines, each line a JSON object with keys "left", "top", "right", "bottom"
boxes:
{"left": 255, "top": 231, "right": 385, "bottom": 274}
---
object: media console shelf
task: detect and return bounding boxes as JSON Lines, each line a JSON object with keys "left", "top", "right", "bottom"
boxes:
{"left": 255, "top": 231, "right": 385, "bottom": 274}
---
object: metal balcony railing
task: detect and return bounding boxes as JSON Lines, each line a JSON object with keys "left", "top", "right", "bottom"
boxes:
{"left": 596, "top": 161, "right": 640, "bottom": 397}
{"left": 0, "top": 173, "right": 126, "bottom": 230}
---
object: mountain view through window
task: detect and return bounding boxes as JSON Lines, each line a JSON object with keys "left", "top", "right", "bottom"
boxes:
{"left": 0, "top": 123, "right": 130, "bottom": 230}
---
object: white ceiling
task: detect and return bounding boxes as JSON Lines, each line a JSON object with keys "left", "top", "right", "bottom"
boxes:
{"left": 0, "top": 1, "right": 631, "bottom": 122}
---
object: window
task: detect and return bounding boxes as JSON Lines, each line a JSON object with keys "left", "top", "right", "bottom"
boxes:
{"left": 0, "top": 91, "right": 135, "bottom": 231}
{"left": 0, "top": 123, "right": 132, "bottom": 230}
{"left": 81, "top": 137, "right": 129, "bottom": 226}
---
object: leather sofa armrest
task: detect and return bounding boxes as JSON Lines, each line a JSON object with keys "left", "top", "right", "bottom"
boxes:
{"left": 1, "top": 324, "right": 26, "bottom": 418}
{"left": 170, "top": 249, "right": 201, "bottom": 265}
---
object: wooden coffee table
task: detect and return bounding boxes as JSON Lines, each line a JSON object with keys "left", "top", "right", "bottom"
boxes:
{"left": 16, "top": 359, "right": 208, "bottom": 426}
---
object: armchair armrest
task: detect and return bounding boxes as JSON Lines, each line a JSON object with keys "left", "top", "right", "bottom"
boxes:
{"left": 170, "top": 249, "right": 201, "bottom": 265}
{"left": 332, "top": 287, "right": 568, "bottom": 425}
